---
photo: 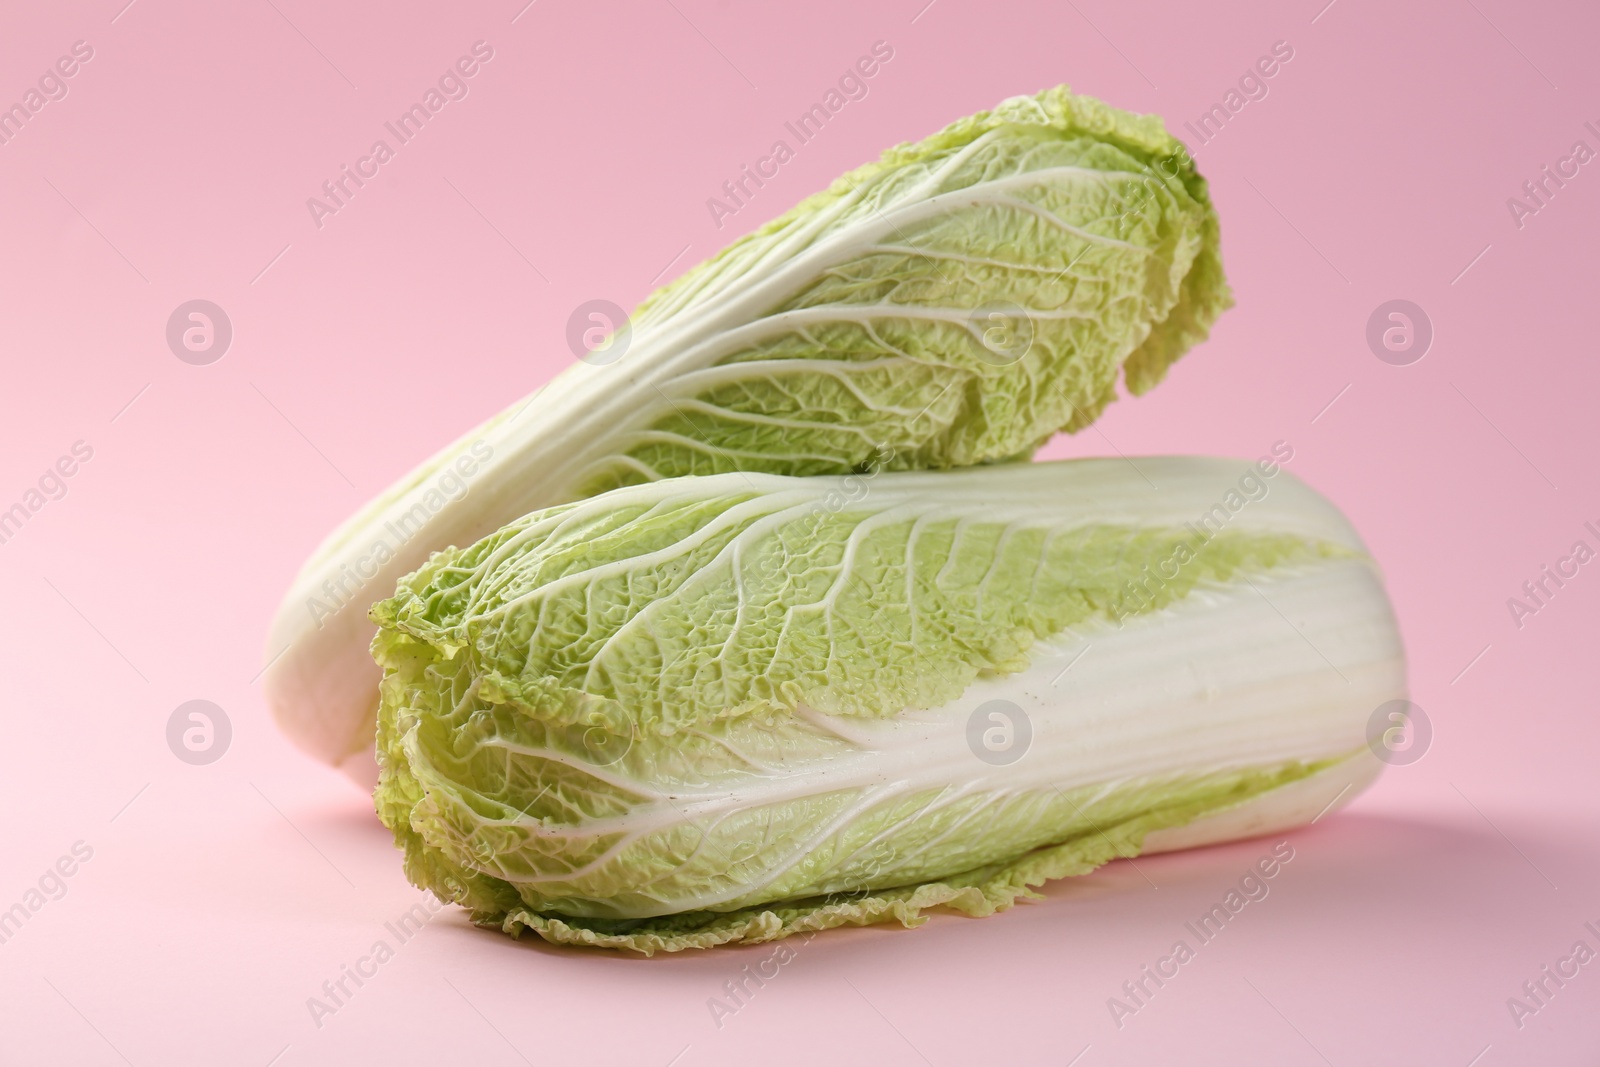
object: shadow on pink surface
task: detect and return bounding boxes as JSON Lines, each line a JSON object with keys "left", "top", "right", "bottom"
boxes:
{"left": 366, "top": 807, "right": 1581, "bottom": 964}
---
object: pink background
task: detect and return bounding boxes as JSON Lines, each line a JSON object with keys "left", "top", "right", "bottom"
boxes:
{"left": 2, "top": 0, "right": 1597, "bottom": 1063}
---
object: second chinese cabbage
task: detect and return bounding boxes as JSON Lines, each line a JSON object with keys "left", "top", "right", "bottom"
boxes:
{"left": 371, "top": 457, "right": 1404, "bottom": 953}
